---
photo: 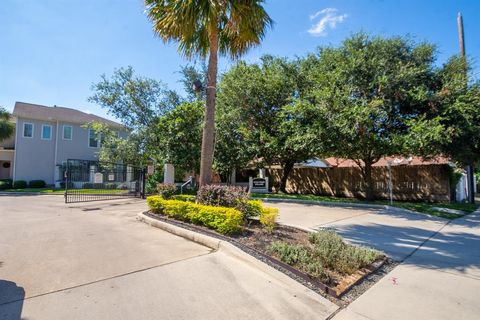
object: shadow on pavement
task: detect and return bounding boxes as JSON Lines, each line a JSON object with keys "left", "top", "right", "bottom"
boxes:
{"left": 0, "top": 279, "right": 25, "bottom": 320}
{"left": 326, "top": 216, "right": 480, "bottom": 275}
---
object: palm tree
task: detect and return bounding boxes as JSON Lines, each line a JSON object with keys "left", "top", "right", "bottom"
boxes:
{"left": 145, "top": 0, "right": 273, "bottom": 186}
{"left": 0, "top": 107, "right": 14, "bottom": 142}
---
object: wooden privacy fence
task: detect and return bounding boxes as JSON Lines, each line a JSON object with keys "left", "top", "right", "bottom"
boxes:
{"left": 267, "top": 164, "right": 451, "bottom": 202}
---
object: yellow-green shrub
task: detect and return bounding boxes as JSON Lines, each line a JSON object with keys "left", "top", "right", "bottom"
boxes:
{"left": 244, "top": 200, "right": 263, "bottom": 218}
{"left": 260, "top": 207, "right": 279, "bottom": 233}
{"left": 146, "top": 196, "right": 243, "bottom": 234}
{"left": 170, "top": 194, "right": 196, "bottom": 202}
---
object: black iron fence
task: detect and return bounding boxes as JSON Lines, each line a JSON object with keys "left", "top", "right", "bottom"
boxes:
{"left": 64, "top": 159, "right": 145, "bottom": 203}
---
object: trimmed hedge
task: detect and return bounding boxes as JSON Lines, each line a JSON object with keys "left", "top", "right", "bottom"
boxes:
{"left": 147, "top": 196, "right": 243, "bottom": 234}
{"left": 170, "top": 194, "right": 196, "bottom": 202}
{"left": 12, "top": 180, "right": 27, "bottom": 189}
{"left": 28, "top": 180, "right": 46, "bottom": 188}
{"left": 0, "top": 179, "right": 13, "bottom": 190}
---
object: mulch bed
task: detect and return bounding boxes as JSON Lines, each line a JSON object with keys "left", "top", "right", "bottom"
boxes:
{"left": 144, "top": 211, "right": 390, "bottom": 305}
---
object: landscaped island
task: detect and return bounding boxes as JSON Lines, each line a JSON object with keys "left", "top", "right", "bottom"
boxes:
{"left": 146, "top": 184, "right": 385, "bottom": 297}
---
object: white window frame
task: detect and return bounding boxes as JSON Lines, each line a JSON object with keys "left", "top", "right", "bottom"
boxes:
{"left": 41, "top": 124, "right": 52, "bottom": 140}
{"left": 62, "top": 125, "right": 73, "bottom": 140}
{"left": 23, "top": 122, "right": 34, "bottom": 138}
{"left": 88, "top": 128, "right": 100, "bottom": 148}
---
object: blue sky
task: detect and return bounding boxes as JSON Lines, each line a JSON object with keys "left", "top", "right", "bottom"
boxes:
{"left": 1, "top": 0, "right": 479, "bottom": 121}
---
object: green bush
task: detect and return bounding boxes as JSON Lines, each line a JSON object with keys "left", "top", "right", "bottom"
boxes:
{"left": 147, "top": 196, "right": 244, "bottom": 234}
{"left": 156, "top": 183, "right": 177, "bottom": 199}
{"left": 12, "top": 180, "right": 27, "bottom": 189}
{"left": 244, "top": 200, "right": 263, "bottom": 218}
{"left": 170, "top": 194, "right": 196, "bottom": 202}
{"left": 60, "top": 181, "right": 74, "bottom": 189}
{"left": 267, "top": 230, "right": 381, "bottom": 279}
{"left": 0, "top": 179, "right": 12, "bottom": 190}
{"left": 197, "top": 184, "right": 249, "bottom": 210}
{"left": 104, "top": 183, "right": 117, "bottom": 189}
{"left": 28, "top": 180, "right": 46, "bottom": 188}
{"left": 309, "top": 230, "right": 380, "bottom": 274}
{"left": 268, "top": 242, "right": 328, "bottom": 280}
{"left": 117, "top": 183, "right": 128, "bottom": 190}
{"left": 260, "top": 206, "right": 279, "bottom": 233}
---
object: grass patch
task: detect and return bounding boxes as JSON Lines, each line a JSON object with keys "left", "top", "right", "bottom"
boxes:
{"left": 252, "top": 193, "right": 479, "bottom": 219}
{"left": 1, "top": 188, "right": 64, "bottom": 193}
{"left": 1, "top": 188, "right": 130, "bottom": 194}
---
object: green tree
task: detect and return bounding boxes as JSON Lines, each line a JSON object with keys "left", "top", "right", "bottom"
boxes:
{"left": 155, "top": 102, "right": 204, "bottom": 175}
{"left": 0, "top": 107, "right": 14, "bottom": 142}
{"left": 216, "top": 55, "right": 320, "bottom": 192}
{"left": 89, "top": 66, "right": 181, "bottom": 165}
{"left": 304, "top": 34, "right": 438, "bottom": 200}
{"left": 145, "top": 0, "right": 273, "bottom": 186}
{"left": 408, "top": 56, "right": 480, "bottom": 169}
{"left": 89, "top": 66, "right": 179, "bottom": 128}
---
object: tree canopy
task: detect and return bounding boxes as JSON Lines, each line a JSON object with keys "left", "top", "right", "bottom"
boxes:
{"left": 216, "top": 55, "right": 320, "bottom": 191}
{"left": 0, "top": 107, "right": 14, "bottom": 143}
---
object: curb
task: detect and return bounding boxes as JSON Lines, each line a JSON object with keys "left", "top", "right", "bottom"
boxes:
{"left": 256, "top": 197, "right": 446, "bottom": 220}
{"left": 137, "top": 212, "right": 221, "bottom": 250}
{"left": 136, "top": 211, "right": 343, "bottom": 304}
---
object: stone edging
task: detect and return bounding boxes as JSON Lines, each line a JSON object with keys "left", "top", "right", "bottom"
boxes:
{"left": 255, "top": 197, "right": 445, "bottom": 220}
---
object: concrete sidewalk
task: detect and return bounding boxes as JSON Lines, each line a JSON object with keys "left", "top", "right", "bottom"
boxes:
{"left": 0, "top": 195, "right": 337, "bottom": 319}
{"left": 333, "top": 210, "right": 480, "bottom": 320}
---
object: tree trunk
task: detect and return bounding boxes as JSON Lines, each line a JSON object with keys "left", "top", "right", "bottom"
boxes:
{"left": 279, "top": 161, "right": 295, "bottom": 193}
{"left": 364, "top": 161, "right": 374, "bottom": 201}
{"left": 199, "top": 29, "right": 219, "bottom": 187}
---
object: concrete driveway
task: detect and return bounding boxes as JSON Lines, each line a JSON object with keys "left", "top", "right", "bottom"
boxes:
{"left": 266, "top": 200, "right": 480, "bottom": 320}
{"left": 334, "top": 210, "right": 480, "bottom": 320}
{"left": 268, "top": 201, "right": 449, "bottom": 260}
{"left": 0, "top": 195, "right": 337, "bottom": 320}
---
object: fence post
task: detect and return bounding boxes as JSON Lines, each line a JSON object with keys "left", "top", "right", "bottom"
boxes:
{"left": 141, "top": 168, "right": 146, "bottom": 199}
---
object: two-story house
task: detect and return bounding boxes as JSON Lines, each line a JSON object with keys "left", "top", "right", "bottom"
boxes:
{"left": 2, "top": 102, "right": 124, "bottom": 187}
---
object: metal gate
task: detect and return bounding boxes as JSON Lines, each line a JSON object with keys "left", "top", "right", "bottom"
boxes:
{"left": 64, "top": 159, "right": 145, "bottom": 203}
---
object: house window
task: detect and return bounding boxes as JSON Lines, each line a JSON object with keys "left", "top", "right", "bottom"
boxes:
{"left": 63, "top": 125, "right": 72, "bottom": 140}
{"left": 41, "top": 125, "right": 52, "bottom": 140}
{"left": 23, "top": 123, "right": 33, "bottom": 138}
{"left": 88, "top": 129, "right": 100, "bottom": 148}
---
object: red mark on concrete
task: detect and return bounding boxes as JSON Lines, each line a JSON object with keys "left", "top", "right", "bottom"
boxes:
{"left": 390, "top": 277, "right": 398, "bottom": 285}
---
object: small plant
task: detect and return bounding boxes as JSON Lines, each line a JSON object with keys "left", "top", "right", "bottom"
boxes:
{"left": 156, "top": 183, "right": 177, "bottom": 199}
{"left": 0, "top": 179, "right": 12, "bottom": 190}
{"left": 260, "top": 207, "right": 278, "bottom": 233}
{"left": 244, "top": 200, "right": 263, "bottom": 219}
{"left": 267, "top": 242, "right": 329, "bottom": 281}
{"left": 12, "top": 180, "right": 27, "bottom": 189}
{"left": 197, "top": 184, "right": 250, "bottom": 213}
{"left": 28, "top": 180, "right": 46, "bottom": 188}
{"left": 309, "top": 230, "right": 381, "bottom": 274}
{"left": 117, "top": 183, "right": 128, "bottom": 190}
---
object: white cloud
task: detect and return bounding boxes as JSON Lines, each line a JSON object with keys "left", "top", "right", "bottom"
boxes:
{"left": 308, "top": 8, "right": 347, "bottom": 37}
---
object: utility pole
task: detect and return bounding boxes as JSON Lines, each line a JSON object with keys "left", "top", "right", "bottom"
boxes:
{"left": 457, "top": 12, "right": 475, "bottom": 204}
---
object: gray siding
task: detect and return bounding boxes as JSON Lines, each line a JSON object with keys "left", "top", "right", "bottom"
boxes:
{"left": 14, "top": 118, "right": 103, "bottom": 185}
{"left": 14, "top": 118, "right": 56, "bottom": 184}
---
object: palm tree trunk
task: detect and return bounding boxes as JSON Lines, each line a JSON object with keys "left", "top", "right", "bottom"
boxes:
{"left": 199, "top": 29, "right": 219, "bottom": 187}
